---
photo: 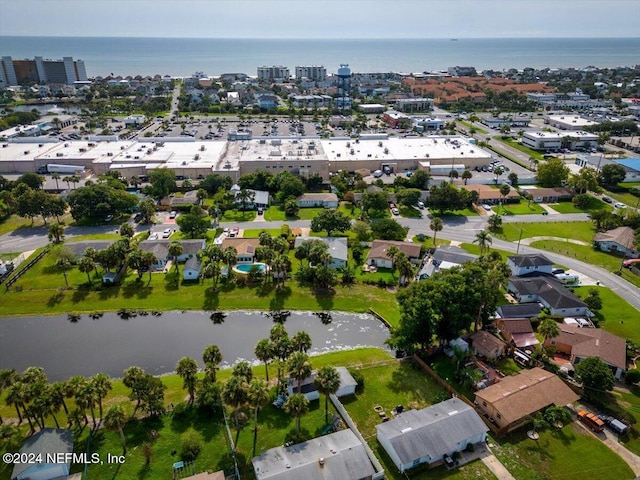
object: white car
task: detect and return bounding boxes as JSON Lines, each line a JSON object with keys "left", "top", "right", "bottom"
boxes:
{"left": 162, "top": 228, "right": 172, "bottom": 238}
{"left": 614, "top": 202, "right": 627, "bottom": 209}
{"left": 148, "top": 233, "right": 158, "bottom": 240}
{"left": 482, "top": 204, "right": 492, "bottom": 211}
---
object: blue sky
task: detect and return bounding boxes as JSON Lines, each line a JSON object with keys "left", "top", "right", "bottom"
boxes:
{"left": 1, "top": 0, "right": 639, "bottom": 38}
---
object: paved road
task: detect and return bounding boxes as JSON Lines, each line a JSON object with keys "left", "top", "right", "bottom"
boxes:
{"left": 574, "top": 419, "right": 640, "bottom": 476}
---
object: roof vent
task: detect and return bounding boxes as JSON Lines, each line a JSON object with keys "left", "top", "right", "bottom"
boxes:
{"left": 319, "top": 458, "right": 325, "bottom": 467}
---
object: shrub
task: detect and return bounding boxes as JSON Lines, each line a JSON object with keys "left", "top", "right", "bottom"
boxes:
{"left": 172, "top": 401, "right": 189, "bottom": 418}
{"left": 349, "top": 369, "right": 365, "bottom": 394}
{"left": 625, "top": 368, "right": 640, "bottom": 385}
{"left": 181, "top": 431, "right": 202, "bottom": 461}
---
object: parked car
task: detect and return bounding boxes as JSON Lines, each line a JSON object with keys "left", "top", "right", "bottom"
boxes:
{"left": 482, "top": 204, "right": 492, "bottom": 211}
{"left": 392, "top": 208, "right": 400, "bottom": 215}
{"left": 169, "top": 210, "right": 177, "bottom": 219}
{"left": 602, "top": 196, "right": 613, "bottom": 203}
{"left": 162, "top": 228, "right": 172, "bottom": 238}
{"left": 614, "top": 202, "right": 627, "bottom": 209}
{"left": 417, "top": 201, "right": 425, "bottom": 209}
{"left": 551, "top": 268, "right": 565, "bottom": 275}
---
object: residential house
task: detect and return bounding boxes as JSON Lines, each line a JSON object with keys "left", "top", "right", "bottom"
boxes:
{"left": 220, "top": 237, "right": 261, "bottom": 263}
{"left": 474, "top": 367, "right": 579, "bottom": 432}
{"left": 252, "top": 429, "right": 375, "bottom": 480}
{"left": 496, "top": 303, "right": 542, "bottom": 319}
{"left": 508, "top": 274, "right": 590, "bottom": 316}
{"left": 139, "top": 239, "right": 205, "bottom": 270}
{"left": 183, "top": 256, "right": 202, "bottom": 281}
{"left": 469, "top": 330, "right": 508, "bottom": 361}
{"left": 523, "top": 187, "right": 574, "bottom": 203}
{"left": 287, "top": 366, "right": 357, "bottom": 401}
{"left": 256, "top": 94, "right": 278, "bottom": 109}
{"left": 367, "top": 240, "right": 422, "bottom": 269}
{"left": 294, "top": 237, "right": 348, "bottom": 269}
{"left": 508, "top": 254, "right": 553, "bottom": 277}
{"left": 376, "top": 398, "right": 488, "bottom": 473}
{"left": 233, "top": 188, "right": 270, "bottom": 210}
{"left": 593, "top": 226, "right": 638, "bottom": 258}
{"left": 296, "top": 193, "right": 339, "bottom": 208}
{"left": 11, "top": 428, "right": 74, "bottom": 480}
{"left": 494, "top": 318, "right": 539, "bottom": 349}
{"left": 170, "top": 190, "right": 200, "bottom": 208}
{"left": 462, "top": 184, "right": 521, "bottom": 205}
{"left": 544, "top": 324, "right": 627, "bottom": 379}
{"left": 418, "top": 246, "right": 477, "bottom": 279}
{"left": 65, "top": 240, "right": 114, "bottom": 259}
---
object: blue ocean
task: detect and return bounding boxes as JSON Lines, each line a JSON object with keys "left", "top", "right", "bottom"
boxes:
{"left": 0, "top": 36, "right": 638, "bottom": 77}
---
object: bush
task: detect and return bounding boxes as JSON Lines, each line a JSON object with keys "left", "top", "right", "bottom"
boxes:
{"left": 181, "top": 431, "right": 202, "bottom": 461}
{"left": 625, "top": 368, "right": 640, "bottom": 385}
{"left": 172, "top": 401, "right": 189, "bottom": 418}
{"left": 349, "top": 369, "right": 365, "bottom": 394}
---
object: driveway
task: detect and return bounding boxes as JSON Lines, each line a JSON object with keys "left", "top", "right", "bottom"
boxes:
{"left": 574, "top": 419, "right": 640, "bottom": 475}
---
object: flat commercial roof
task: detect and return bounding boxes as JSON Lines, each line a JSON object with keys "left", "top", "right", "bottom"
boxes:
{"left": 547, "top": 115, "right": 597, "bottom": 128}
{"left": 0, "top": 142, "right": 59, "bottom": 161}
{"left": 223, "top": 138, "right": 326, "bottom": 166}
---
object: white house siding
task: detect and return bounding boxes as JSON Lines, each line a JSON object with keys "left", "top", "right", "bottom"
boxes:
{"left": 370, "top": 258, "right": 393, "bottom": 269}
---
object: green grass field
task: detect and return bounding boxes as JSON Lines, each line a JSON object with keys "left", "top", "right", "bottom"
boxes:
{"left": 432, "top": 207, "right": 479, "bottom": 218}
{"left": 573, "top": 286, "right": 640, "bottom": 345}
{"left": 496, "top": 221, "right": 596, "bottom": 243}
{"left": 497, "top": 202, "right": 546, "bottom": 215}
{"left": 499, "top": 138, "right": 544, "bottom": 160}
{"left": 548, "top": 197, "right": 612, "bottom": 214}
{"left": 459, "top": 243, "right": 513, "bottom": 262}
{"left": 602, "top": 183, "right": 640, "bottom": 208}
{"left": 219, "top": 210, "right": 256, "bottom": 222}
{"left": 490, "top": 423, "right": 635, "bottom": 480}
{"left": 241, "top": 228, "right": 282, "bottom": 238}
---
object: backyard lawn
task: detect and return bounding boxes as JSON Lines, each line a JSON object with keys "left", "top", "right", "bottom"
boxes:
{"left": 432, "top": 207, "right": 479, "bottom": 218}
{"left": 496, "top": 202, "right": 546, "bottom": 215}
{"left": 490, "top": 423, "right": 635, "bottom": 480}
{"left": 459, "top": 243, "right": 514, "bottom": 262}
{"left": 263, "top": 206, "right": 324, "bottom": 221}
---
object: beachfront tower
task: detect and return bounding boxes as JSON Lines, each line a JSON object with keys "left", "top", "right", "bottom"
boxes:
{"left": 337, "top": 64, "right": 351, "bottom": 112}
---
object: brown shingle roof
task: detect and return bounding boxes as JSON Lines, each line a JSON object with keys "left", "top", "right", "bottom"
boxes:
{"left": 462, "top": 184, "right": 520, "bottom": 201}
{"left": 221, "top": 237, "right": 260, "bottom": 256}
{"left": 367, "top": 240, "right": 421, "bottom": 261}
{"left": 548, "top": 325, "right": 626, "bottom": 370}
{"left": 469, "top": 331, "right": 507, "bottom": 356}
{"left": 593, "top": 226, "right": 635, "bottom": 250}
{"left": 475, "top": 367, "right": 579, "bottom": 426}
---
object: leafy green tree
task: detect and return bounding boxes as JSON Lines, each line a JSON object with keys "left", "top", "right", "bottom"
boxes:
{"left": 284, "top": 393, "right": 310, "bottom": 439}
{"left": 176, "top": 213, "right": 209, "bottom": 238}
{"left": 147, "top": 167, "right": 177, "bottom": 198}
{"left": 538, "top": 318, "right": 560, "bottom": 343}
{"left": 371, "top": 218, "right": 409, "bottom": 241}
{"left": 254, "top": 339, "right": 274, "bottom": 381}
{"left": 508, "top": 172, "right": 519, "bottom": 188}
{"left": 310, "top": 209, "right": 351, "bottom": 237}
{"left": 570, "top": 167, "right": 600, "bottom": 194}
{"left": 48, "top": 223, "right": 65, "bottom": 244}
{"left": 624, "top": 369, "right": 640, "bottom": 385}
{"left": 487, "top": 214, "right": 502, "bottom": 232}
{"left": 315, "top": 366, "right": 341, "bottom": 424}
{"left": 284, "top": 198, "right": 299, "bottom": 217}
{"left": 575, "top": 356, "right": 615, "bottom": 399}
{"left": 236, "top": 189, "right": 256, "bottom": 212}
{"left": 104, "top": 404, "right": 128, "bottom": 453}
{"left": 361, "top": 190, "right": 390, "bottom": 214}
{"left": 16, "top": 172, "right": 44, "bottom": 190}
{"left": 247, "top": 378, "right": 270, "bottom": 457}
{"left": 428, "top": 181, "right": 467, "bottom": 214}
{"left": 543, "top": 405, "right": 572, "bottom": 429}
{"left": 67, "top": 184, "right": 138, "bottom": 221}
{"left": 138, "top": 198, "right": 156, "bottom": 224}
{"left": 202, "top": 345, "right": 223, "bottom": 382}
{"left": 176, "top": 357, "right": 199, "bottom": 405}
{"left": 536, "top": 158, "right": 570, "bottom": 188}
{"left": 430, "top": 217, "right": 443, "bottom": 245}
{"left": 583, "top": 288, "right": 603, "bottom": 311}
{"left": 395, "top": 188, "right": 421, "bottom": 209}
{"left": 287, "top": 352, "right": 312, "bottom": 394}
{"left": 599, "top": 164, "right": 626, "bottom": 187}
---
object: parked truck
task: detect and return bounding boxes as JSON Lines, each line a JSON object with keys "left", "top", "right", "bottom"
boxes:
{"left": 36, "top": 164, "right": 84, "bottom": 175}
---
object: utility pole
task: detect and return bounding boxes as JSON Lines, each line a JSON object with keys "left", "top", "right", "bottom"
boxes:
{"left": 516, "top": 228, "right": 523, "bottom": 254}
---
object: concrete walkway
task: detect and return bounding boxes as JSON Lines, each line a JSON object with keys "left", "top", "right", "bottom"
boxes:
{"left": 475, "top": 442, "right": 517, "bottom": 480}
{"left": 519, "top": 236, "right": 590, "bottom": 246}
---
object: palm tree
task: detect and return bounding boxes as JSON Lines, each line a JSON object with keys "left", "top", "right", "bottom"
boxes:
{"left": 51, "top": 172, "right": 61, "bottom": 191}
{"left": 75, "top": 377, "right": 97, "bottom": 427}
{"left": 396, "top": 254, "right": 415, "bottom": 287}
{"left": 62, "top": 176, "right": 72, "bottom": 190}
{"left": 222, "top": 376, "right": 248, "bottom": 447}
{"left": 222, "top": 246, "right": 237, "bottom": 274}
{"left": 236, "top": 189, "right": 255, "bottom": 212}
{"left": 202, "top": 345, "right": 223, "bottom": 383}
{"left": 176, "top": 357, "right": 199, "bottom": 405}
{"left": 130, "top": 175, "right": 141, "bottom": 190}
{"left": 168, "top": 241, "right": 183, "bottom": 274}
{"left": 78, "top": 256, "right": 95, "bottom": 284}
{"left": 493, "top": 166, "right": 504, "bottom": 185}
{"left": 141, "top": 251, "right": 157, "bottom": 285}
{"left": 487, "top": 214, "right": 502, "bottom": 232}
{"left": 315, "top": 366, "right": 341, "bottom": 424}
{"left": 538, "top": 318, "right": 560, "bottom": 343}
{"left": 287, "top": 352, "right": 312, "bottom": 394}
{"left": 90, "top": 373, "right": 112, "bottom": 421}
{"left": 499, "top": 183, "right": 511, "bottom": 213}
{"left": 254, "top": 339, "right": 274, "bottom": 381}
{"left": 104, "top": 404, "right": 128, "bottom": 453}
{"left": 461, "top": 170, "right": 473, "bottom": 185}
{"left": 69, "top": 175, "right": 80, "bottom": 190}
{"left": 232, "top": 361, "right": 253, "bottom": 383}
{"left": 386, "top": 245, "right": 400, "bottom": 274}
{"left": 50, "top": 381, "right": 69, "bottom": 417}
{"left": 272, "top": 254, "right": 290, "bottom": 287}
{"left": 57, "top": 257, "right": 71, "bottom": 288}
{"left": 284, "top": 393, "right": 310, "bottom": 439}
{"left": 5, "top": 382, "right": 25, "bottom": 424}
{"left": 247, "top": 378, "right": 270, "bottom": 458}
{"left": 291, "top": 331, "right": 312, "bottom": 353}
{"left": 430, "top": 217, "right": 444, "bottom": 245}
{"left": 48, "top": 223, "right": 65, "bottom": 244}
{"left": 473, "top": 230, "right": 492, "bottom": 256}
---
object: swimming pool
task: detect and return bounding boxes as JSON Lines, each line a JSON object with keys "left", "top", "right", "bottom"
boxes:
{"left": 233, "top": 262, "right": 268, "bottom": 274}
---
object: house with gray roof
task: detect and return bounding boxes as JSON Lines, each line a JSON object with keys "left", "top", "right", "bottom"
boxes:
{"left": 376, "top": 398, "right": 488, "bottom": 473}
{"left": 233, "top": 188, "right": 269, "bottom": 209}
{"left": 12, "top": 428, "right": 74, "bottom": 480}
{"left": 508, "top": 273, "right": 589, "bottom": 316}
{"left": 183, "top": 256, "right": 202, "bottom": 281}
{"left": 593, "top": 226, "right": 638, "bottom": 258}
{"left": 65, "top": 240, "right": 114, "bottom": 259}
{"left": 496, "top": 303, "right": 542, "bottom": 319}
{"left": 252, "top": 429, "right": 375, "bottom": 480}
{"left": 139, "top": 239, "right": 205, "bottom": 270}
{"left": 294, "top": 236, "right": 348, "bottom": 269}
{"left": 508, "top": 254, "right": 553, "bottom": 276}
{"left": 296, "top": 193, "right": 339, "bottom": 208}
{"left": 418, "top": 246, "right": 477, "bottom": 279}
{"left": 170, "top": 189, "right": 200, "bottom": 207}
{"left": 287, "top": 366, "right": 357, "bottom": 401}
